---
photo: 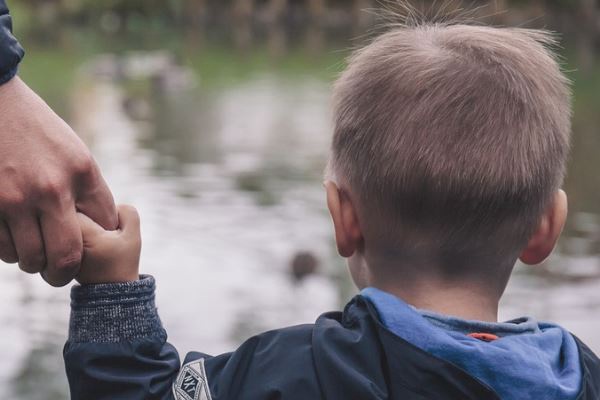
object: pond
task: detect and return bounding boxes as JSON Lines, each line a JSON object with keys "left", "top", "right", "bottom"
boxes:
{"left": 0, "top": 25, "right": 599, "bottom": 399}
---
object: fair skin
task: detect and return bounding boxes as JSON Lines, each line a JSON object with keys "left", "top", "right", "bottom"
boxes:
{"left": 74, "top": 183, "right": 567, "bottom": 319}
{"left": 324, "top": 181, "right": 568, "bottom": 322}
{"left": 0, "top": 77, "right": 118, "bottom": 286}
{"left": 76, "top": 205, "right": 140, "bottom": 284}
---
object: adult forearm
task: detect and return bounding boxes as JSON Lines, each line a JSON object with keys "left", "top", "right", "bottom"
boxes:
{"left": 0, "top": 0, "right": 24, "bottom": 84}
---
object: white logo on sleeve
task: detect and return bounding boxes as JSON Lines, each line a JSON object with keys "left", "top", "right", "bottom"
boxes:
{"left": 173, "top": 358, "right": 213, "bottom": 400}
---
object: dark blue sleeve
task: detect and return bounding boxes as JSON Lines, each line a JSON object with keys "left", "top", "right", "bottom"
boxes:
{"left": 64, "top": 275, "right": 323, "bottom": 400}
{"left": 189, "top": 325, "right": 322, "bottom": 400}
{"left": 63, "top": 276, "right": 181, "bottom": 400}
{"left": 0, "top": 0, "right": 24, "bottom": 84}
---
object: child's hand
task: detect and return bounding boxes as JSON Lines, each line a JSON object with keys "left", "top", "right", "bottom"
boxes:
{"left": 75, "top": 205, "right": 141, "bottom": 285}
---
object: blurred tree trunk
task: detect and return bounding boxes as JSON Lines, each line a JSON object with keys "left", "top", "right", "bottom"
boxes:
{"left": 305, "top": 22, "right": 324, "bottom": 54}
{"left": 352, "top": 0, "right": 373, "bottom": 28}
{"left": 182, "top": 0, "right": 208, "bottom": 24}
{"left": 307, "top": 0, "right": 326, "bottom": 22}
{"left": 576, "top": 0, "right": 598, "bottom": 75}
{"left": 493, "top": 0, "right": 507, "bottom": 11}
{"left": 232, "top": 0, "right": 254, "bottom": 51}
{"left": 197, "top": 0, "right": 208, "bottom": 19}
{"left": 232, "top": 0, "right": 254, "bottom": 21}
{"left": 266, "top": 0, "right": 288, "bottom": 23}
{"left": 267, "top": 23, "right": 287, "bottom": 58}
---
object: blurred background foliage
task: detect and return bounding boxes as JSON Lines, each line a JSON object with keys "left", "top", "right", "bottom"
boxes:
{"left": 9, "top": 0, "right": 599, "bottom": 33}
{"left": 10, "top": 0, "right": 600, "bottom": 156}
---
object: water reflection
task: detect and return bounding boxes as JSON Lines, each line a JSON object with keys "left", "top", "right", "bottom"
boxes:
{"left": 1, "top": 27, "right": 599, "bottom": 399}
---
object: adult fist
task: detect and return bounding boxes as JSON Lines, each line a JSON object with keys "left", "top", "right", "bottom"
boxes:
{"left": 0, "top": 76, "right": 118, "bottom": 286}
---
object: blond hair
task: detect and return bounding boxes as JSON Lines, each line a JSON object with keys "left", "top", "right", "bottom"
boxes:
{"left": 330, "top": 24, "right": 571, "bottom": 268}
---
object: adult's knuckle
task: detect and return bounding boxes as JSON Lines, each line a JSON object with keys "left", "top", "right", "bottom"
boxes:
{"left": 38, "top": 178, "right": 67, "bottom": 201}
{"left": 19, "top": 253, "right": 46, "bottom": 274}
{"left": 0, "top": 242, "right": 18, "bottom": 264}
{"left": 0, "top": 253, "right": 18, "bottom": 264}
{"left": 0, "top": 191, "right": 26, "bottom": 210}
{"left": 53, "top": 251, "right": 82, "bottom": 272}
{"left": 73, "top": 153, "right": 95, "bottom": 178}
{"left": 42, "top": 271, "right": 71, "bottom": 288}
{"left": 0, "top": 242, "right": 17, "bottom": 264}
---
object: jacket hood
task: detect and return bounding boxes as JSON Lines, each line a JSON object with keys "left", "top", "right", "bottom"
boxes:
{"left": 576, "top": 337, "right": 600, "bottom": 400}
{"left": 361, "top": 287, "right": 583, "bottom": 400}
{"left": 311, "top": 294, "right": 600, "bottom": 400}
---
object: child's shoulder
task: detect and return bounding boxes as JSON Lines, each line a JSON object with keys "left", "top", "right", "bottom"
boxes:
{"left": 572, "top": 335, "right": 600, "bottom": 396}
{"left": 187, "top": 298, "right": 391, "bottom": 400}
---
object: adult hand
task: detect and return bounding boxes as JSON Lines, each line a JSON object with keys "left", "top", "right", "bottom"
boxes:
{"left": 0, "top": 76, "right": 118, "bottom": 286}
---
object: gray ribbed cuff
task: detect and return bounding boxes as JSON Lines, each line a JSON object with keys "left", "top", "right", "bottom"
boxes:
{"left": 69, "top": 275, "right": 166, "bottom": 343}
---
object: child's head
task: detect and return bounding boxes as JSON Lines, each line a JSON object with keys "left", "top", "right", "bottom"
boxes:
{"left": 326, "top": 24, "right": 571, "bottom": 295}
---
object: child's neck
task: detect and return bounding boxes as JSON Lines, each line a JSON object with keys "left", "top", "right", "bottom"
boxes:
{"left": 371, "top": 278, "right": 501, "bottom": 322}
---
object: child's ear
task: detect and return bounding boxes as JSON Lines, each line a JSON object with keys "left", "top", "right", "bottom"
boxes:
{"left": 519, "top": 190, "right": 568, "bottom": 265}
{"left": 324, "top": 181, "right": 363, "bottom": 258}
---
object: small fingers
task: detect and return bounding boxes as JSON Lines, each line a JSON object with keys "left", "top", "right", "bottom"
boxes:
{"left": 9, "top": 216, "right": 46, "bottom": 274}
{"left": 0, "top": 221, "right": 18, "bottom": 263}
{"left": 39, "top": 207, "right": 83, "bottom": 287}
{"left": 76, "top": 212, "right": 105, "bottom": 242}
{"left": 117, "top": 205, "right": 140, "bottom": 234}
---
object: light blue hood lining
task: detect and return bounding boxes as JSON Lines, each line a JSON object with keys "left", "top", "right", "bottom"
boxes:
{"left": 361, "top": 287, "right": 582, "bottom": 400}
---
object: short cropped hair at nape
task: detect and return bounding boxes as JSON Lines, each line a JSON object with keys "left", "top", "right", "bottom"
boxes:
{"left": 329, "top": 21, "right": 571, "bottom": 265}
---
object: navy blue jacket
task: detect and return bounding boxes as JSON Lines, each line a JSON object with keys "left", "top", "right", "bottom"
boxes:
{"left": 0, "top": 0, "right": 24, "bottom": 83}
{"left": 64, "top": 276, "right": 600, "bottom": 400}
